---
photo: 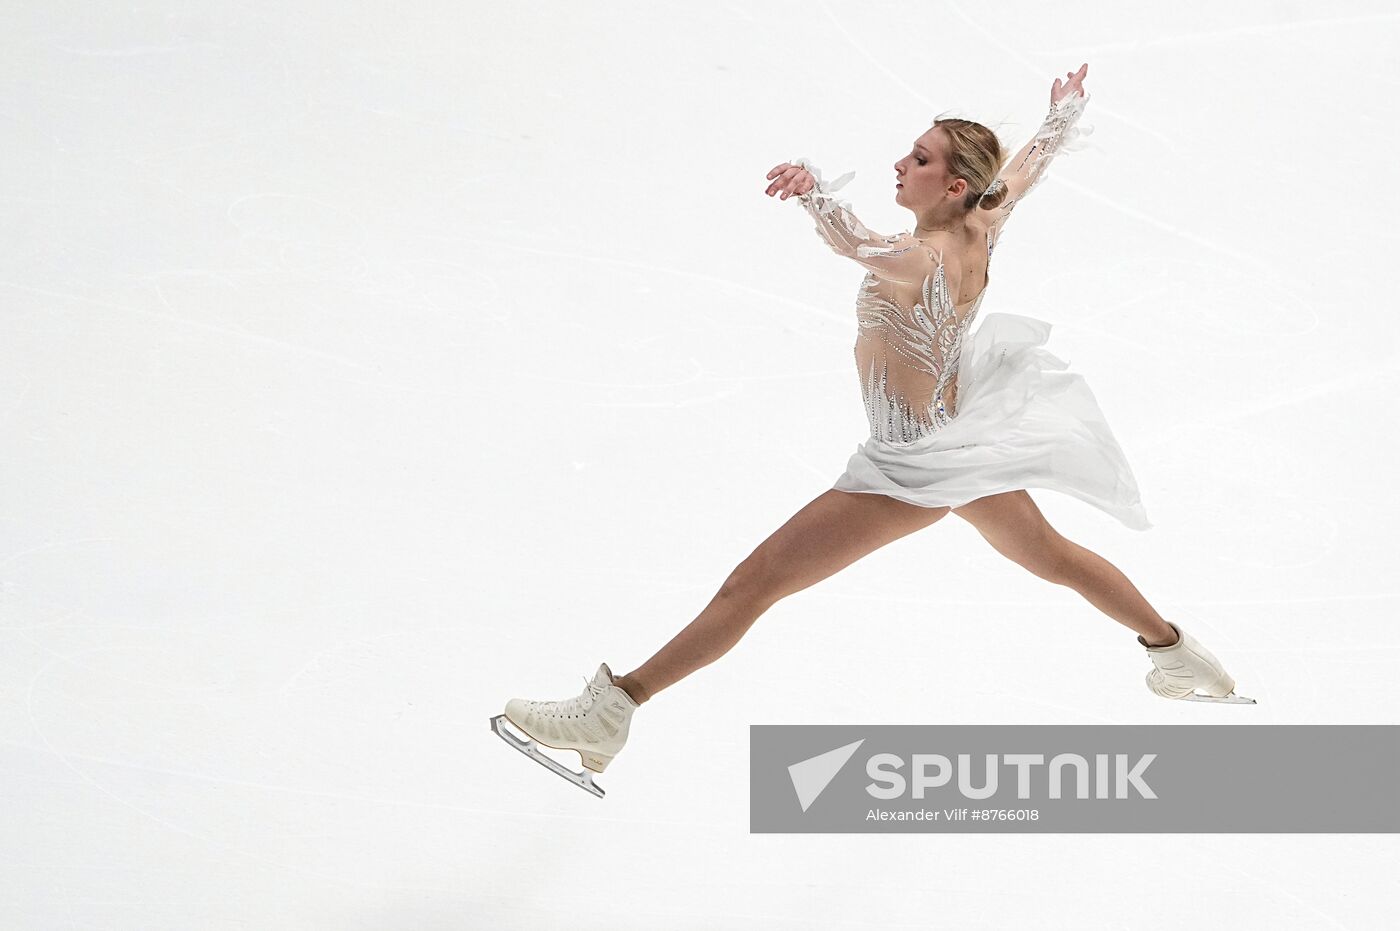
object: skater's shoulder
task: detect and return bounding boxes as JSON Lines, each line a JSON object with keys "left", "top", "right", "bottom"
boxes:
{"left": 912, "top": 226, "right": 987, "bottom": 308}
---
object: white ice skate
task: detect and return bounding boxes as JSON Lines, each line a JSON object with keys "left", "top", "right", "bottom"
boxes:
{"left": 1139, "top": 622, "right": 1256, "bottom": 704}
{"left": 490, "top": 662, "right": 640, "bottom": 798}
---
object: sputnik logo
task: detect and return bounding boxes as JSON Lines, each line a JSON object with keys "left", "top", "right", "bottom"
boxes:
{"left": 788, "top": 738, "right": 866, "bottom": 812}
{"left": 788, "top": 738, "right": 1161, "bottom": 809}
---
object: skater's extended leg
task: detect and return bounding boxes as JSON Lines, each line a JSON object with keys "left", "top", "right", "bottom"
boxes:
{"left": 613, "top": 489, "right": 951, "bottom": 704}
{"left": 951, "top": 490, "right": 1177, "bottom": 646}
{"left": 951, "top": 490, "right": 1254, "bottom": 703}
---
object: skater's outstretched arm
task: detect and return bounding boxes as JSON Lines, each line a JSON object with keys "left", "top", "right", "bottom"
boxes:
{"left": 981, "top": 64, "right": 1095, "bottom": 244}
{"left": 766, "top": 158, "right": 939, "bottom": 285}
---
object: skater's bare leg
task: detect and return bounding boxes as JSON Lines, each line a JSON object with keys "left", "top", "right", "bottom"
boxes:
{"left": 951, "top": 490, "right": 1178, "bottom": 646}
{"left": 613, "top": 489, "right": 951, "bottom": 704}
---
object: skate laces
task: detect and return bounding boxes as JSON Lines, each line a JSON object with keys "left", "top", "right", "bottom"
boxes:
{"left": 534, "top": 675, "right": 607, "bottom": 718}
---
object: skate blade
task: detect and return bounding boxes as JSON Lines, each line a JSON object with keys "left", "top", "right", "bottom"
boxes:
{"left": 1179, "top": 690, "right": 1257, "bottom": 705}
{"left": 489, "top": 714, "right": 605, "bottom": 798}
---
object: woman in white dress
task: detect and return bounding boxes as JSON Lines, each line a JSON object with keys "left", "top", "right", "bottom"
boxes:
{"left": 493, "top": 64, "right": 1254, "bottom": 798}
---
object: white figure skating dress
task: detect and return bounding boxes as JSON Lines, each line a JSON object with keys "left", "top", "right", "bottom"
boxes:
{"left": 792, "top": 90, "right": 1151, "bottom": 531}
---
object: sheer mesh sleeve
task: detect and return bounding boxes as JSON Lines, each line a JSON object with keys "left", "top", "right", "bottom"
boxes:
{"left": 790, "top": 156, "right": 938, "bottom": 285}
{"left": 982, "top": 90, "right": 1095, "bottom": 245}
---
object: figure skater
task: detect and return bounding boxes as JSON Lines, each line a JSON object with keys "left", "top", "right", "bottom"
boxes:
{"left": 492, "top": 64, "right": 1255, "bottom": 798}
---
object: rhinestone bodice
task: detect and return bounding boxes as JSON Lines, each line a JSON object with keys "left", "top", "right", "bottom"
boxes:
{"left": 852, "top": 242, "right": 990, "bottom": 444}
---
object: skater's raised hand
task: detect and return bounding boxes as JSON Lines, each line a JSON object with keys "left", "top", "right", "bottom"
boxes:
{"left": 1051, "top": 63, "right": 1089, "bottom": 106}
{"left": 765, "top": 162, "right": 815, "bottom": 200}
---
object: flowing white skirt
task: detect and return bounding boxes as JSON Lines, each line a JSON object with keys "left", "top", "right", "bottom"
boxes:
{"left": 832, "top": 312, "right": 1153, "bottom": 531}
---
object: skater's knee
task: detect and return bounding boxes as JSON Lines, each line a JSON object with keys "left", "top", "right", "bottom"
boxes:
{"left": 1032, "top": 535, "right": 1079, "bottom": 585}
{"left": 718, "top": 557, "right": 784, "bottom": 606}
{"left": 998, "top": 528, "right": 1072, "bottom": 583}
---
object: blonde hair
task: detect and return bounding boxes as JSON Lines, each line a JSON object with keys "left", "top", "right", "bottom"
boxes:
{"left": 932, "top": 117, "right": 1009, "bottom": 212}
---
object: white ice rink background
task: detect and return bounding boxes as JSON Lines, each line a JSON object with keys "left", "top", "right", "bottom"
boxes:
{"left": 3, "top": 1, "right": 1398, "bottom": 928}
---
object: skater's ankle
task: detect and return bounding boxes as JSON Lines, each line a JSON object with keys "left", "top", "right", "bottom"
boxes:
{"left": 1143, "top": 624, "right": 1180, "bottom": 648}
{"left": 613, "top": 674, "right": 651, "bottom": 706}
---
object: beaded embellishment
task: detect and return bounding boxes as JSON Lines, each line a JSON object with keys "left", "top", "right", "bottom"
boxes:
{"left": 852, "top": 250, "right": 989, "bottom": 444}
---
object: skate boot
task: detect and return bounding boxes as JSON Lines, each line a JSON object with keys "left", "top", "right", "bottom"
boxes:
{"left": 490, "top": 662, "right": 640, "bottom": 798}
{"left": 1139, "top": 622, "right": 1256, "bottom": 704}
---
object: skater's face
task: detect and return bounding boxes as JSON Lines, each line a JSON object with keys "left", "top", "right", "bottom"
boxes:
{"left": 893, "top": 128, "right": 970, "bottom": 211}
